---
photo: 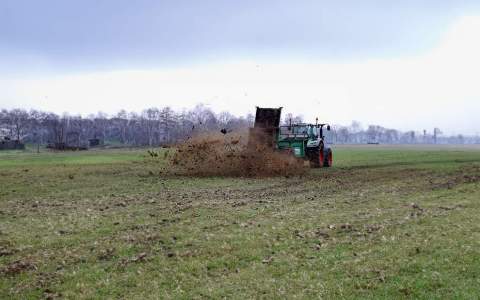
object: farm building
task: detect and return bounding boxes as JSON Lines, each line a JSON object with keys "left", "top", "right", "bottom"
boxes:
{"left": 0, "top": 137, "right": 25, "bottom": 150}
{"left": 89, "top": 138, "right": 103, "bottom": 147}
{"left": 0, "top": 127, "right": 25, "bottom": 150}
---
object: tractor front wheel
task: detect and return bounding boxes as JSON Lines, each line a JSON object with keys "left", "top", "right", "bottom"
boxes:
{"left": 309, "top": 147, "right": 324, "bottom": 168}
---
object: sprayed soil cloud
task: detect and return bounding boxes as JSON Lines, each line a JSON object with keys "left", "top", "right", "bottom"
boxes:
{"left": 169, "top": 133, "right": 305, "bottom": 177}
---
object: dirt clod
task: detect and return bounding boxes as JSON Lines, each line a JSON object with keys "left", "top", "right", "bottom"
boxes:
{"left": 0, "top": 246, "right": 16, "bottom": 257}
{"left": 43, "top": 288, "right": 62, "bottom": 300}
{"left": 262, "top": 256, "right": 273, "bottom": 264}
{"left": 1, "top": 260, "right": 36, "bottom": 276}
{"left": 132, "top": 252, "right": 147, "bottom": 262}
{"left": 98, "top": 248, "right": 116, "bottom": 261}
{"left": 118, "top": 252, "right": 148, "bottom": 267}
{"left": 411, "top": 203, "right": 423, "bottom": 211}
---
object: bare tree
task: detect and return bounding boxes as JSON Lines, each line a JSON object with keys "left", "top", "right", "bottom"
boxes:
{"left": 336, "top": 126, "right": 350, "bottom": 144}
{"left": 114, "top": 110, "right": 129, "bottom": 144}
{"left": 282, "top": 113, "right": 303, "bottom": 125}
{"left": 5, "top": 109, "right": 30, "bottom": 141}
{"left": 160, "top": 107, "right": 176, "bottom": 144}
{"left": 218, "top": 111, "right": 234, "bottom": 128}
{"left": 189, "top": 104, "right": 218, "bottom": 133}
{"left": 433, "top": 128, "right": 442, "bottom": 144}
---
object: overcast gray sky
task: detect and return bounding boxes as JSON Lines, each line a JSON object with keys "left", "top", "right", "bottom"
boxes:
{"left": 1, "top": 0, "right": 479, "bottom": 134}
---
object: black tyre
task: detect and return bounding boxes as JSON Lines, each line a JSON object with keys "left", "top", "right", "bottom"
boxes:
{"left": 308, "top": 145, "right": 324, "bottom": 168}
{"left": 323, "top": 148, "right": 333, "bottom": 167}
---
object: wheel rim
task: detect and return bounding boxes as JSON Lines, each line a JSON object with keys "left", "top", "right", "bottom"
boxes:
{"left": 319, "top": 150, "right": 324, "bottom": 167}
{"left": 328, "top": 152, "right": 333, "bottom": 166}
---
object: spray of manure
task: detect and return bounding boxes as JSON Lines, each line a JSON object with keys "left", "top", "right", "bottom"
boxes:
{"left": 168, "top": 132, "right": 306, "bottom": 177}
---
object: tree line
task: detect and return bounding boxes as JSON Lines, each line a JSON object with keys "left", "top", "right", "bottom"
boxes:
{"left": 0, "top": 106, "right": 478, "bottom": 147}
{"left": 332, "top": 122, "right": 476, "bottom": 144}
{"left": 0, "top": 105, "right": 253, "bottom": 148}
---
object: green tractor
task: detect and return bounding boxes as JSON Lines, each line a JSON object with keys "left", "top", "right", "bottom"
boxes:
{"left": 250, "top": 107, "right": 333, "bottom": 168}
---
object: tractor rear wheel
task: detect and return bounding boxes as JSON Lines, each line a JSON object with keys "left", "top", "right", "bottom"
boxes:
{"left": 324, "top": 149, "right": 333, "bottom": 167}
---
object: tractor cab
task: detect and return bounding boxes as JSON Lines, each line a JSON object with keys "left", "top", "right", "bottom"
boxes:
{"left": 249, "top": 107, "right": 333, "bottom": 168}
{"left": 277, "top": 123, "right": 332, "bottom": 167}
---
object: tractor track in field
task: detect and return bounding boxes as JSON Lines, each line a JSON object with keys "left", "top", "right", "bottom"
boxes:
{"left": 2, "top": 164, "right": 478, "bottom": 220}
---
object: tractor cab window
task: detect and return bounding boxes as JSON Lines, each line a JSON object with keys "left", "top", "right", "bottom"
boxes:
{"left": 323, "top": 126, "right": 333, "bottom": 143}
{"left": 309, "top": 126, "right": 322, "bottom": 139}
{"left": 307, "top": 126, "right": 314, "bottom": 137}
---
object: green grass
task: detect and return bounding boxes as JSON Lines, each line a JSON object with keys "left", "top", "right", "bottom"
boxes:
{"left": 1, "top": 145, "right": 479, "bottom": 299}
{"left": 0, "top": 148, "right": 145, "bottom": 167}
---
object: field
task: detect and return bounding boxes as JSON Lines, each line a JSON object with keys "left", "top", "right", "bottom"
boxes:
{"left": 1, "top": 145, "right": 480, "bottom": 299}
